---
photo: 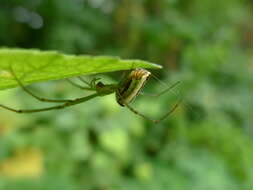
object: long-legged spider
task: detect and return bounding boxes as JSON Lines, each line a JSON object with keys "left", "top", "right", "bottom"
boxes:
{"left": 0, "top": 68, "right": 181, "bottom": 123}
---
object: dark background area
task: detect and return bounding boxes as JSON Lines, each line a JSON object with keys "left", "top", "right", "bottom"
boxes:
{"left": 0, "top": 0, "right": 253, "bottom": 189}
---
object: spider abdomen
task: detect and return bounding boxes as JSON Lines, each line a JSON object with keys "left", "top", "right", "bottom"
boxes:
{"left": 116, "top": 69, "right": 151, "bottom": 106}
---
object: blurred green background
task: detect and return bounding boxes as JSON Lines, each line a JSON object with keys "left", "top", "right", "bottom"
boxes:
{"left": 0, "top": 0, "right": 253, "bottom": 189}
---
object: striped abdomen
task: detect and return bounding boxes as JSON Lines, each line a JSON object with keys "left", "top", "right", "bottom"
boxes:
{"left": 116, "top": 69, "right": 151, "bottom": 106}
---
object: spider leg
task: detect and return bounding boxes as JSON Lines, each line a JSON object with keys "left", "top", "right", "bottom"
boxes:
{"left": 0, "top": 93, "right": 100, "bottom": 113}
{"left": 66, "top": 78, "right": 94, "bottom": 91}
{"left": 140, "top": 81, "right": 180, "bottom": 97}
{"left": 124, "top": 99, "right": 181, "bottom": 123}
{"left": 78, "top": 77, "right": 101, "bottom": 87}
{"left": 9, "top": 68, "right": 74, "bottom": 103}
{"left": 78, "top": 76, "right": 92, "bottom": 86}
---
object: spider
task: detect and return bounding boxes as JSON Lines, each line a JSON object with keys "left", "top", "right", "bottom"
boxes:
{"left": 0, "top": 68, "right": 180, "bottom": 123}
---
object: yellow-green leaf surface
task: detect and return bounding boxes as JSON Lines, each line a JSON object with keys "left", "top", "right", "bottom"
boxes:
{"left": 0, "top": 48, "right": 162, "bottom": 90}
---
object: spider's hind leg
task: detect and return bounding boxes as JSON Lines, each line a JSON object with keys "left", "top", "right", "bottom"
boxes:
{"left": 124, "top": 99, "right": 181, "bottom": 123}
{"left": 140, "top": 81, "right": 180, "bottom": 97}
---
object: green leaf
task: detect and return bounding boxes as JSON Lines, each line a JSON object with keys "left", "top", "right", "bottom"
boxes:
{"left": 0, "top": 48, "right": 162, "bottom": 90}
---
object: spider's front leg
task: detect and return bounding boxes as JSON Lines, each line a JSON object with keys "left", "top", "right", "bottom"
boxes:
{"left": 9, "top": 67, "right": 73, "bottom": 103}
{"left": 0, "top": 93, "right": 100, "bottom": 113}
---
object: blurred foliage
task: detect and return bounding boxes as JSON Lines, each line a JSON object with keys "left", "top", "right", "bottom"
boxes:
{"left": 0, "top": 0, "right": 253, "bottom": 189}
